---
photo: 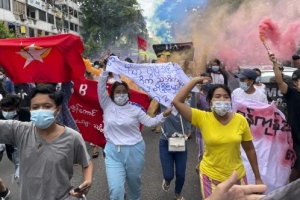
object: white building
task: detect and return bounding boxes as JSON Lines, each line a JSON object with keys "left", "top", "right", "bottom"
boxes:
{"left": 0, "top": 0, "right": 82, "bottom": 37}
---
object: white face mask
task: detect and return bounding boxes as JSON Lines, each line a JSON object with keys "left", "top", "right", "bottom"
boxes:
{"left": 239, "top": 81, "right": 250, "bottom": 92}
{"left": 2, "top": 110, "right": 17, "bottom": 119}
{"left": 211, "top": 101, "right": 231, "bottom": 116}
{"left": 114, "top": 94, "right": 129, "bottom": 106}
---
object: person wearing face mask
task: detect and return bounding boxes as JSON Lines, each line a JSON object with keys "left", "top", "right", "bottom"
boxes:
{"left": 232, "top": 69, "right": 268, "bottom": 103}
{"left": 269, "top": 54, "right": 300, "bottom": 183}
{"left": 0, "top": 84, "right": 93, "bottom": 199}
{"left": 253, "top": 68, "right": 266, "bottom": 94}
{"left": 0, "top": 68, "right": 15, "bottom": 95}
{"left": 208, "top": 59, "right": 227, "bottom": 85}
{"left": 98, "top": 70, "right": 172, "bottom": 200}
{"left": 0, "top": 95, "right": 30, "bottom": 186}
{"left": 173, "top": 79, "right": 263, "bottom": 199}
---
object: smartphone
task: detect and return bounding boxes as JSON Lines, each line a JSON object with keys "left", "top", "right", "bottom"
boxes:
{"left": 74, "top": 185, "right": 90, "bottom": 193}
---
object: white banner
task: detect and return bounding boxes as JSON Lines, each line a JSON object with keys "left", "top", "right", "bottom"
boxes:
{"left": 106, "top": 56, "right": 198, "bottom": 110}
{"left": 27, "top": 0, "right": 43, "bottom": 9}
{"left": 54, "top": 0, "right": 66, "bottom": 5}
{"left": 232, "top": 98, "right": 295, "bottom": 193}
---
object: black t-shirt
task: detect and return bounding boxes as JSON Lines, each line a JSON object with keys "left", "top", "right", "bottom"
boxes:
{"left": 284, "top": 86, "right": 300, "bottom": 137}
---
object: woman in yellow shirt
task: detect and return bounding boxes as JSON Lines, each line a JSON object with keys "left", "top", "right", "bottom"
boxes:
{"left": 173, "top": 76, "right": 263, "bottom": 199}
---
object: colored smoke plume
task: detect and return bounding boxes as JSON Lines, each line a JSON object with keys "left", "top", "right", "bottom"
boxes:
{"left": 171, "top": 0, "right": 300, "bottom": 72}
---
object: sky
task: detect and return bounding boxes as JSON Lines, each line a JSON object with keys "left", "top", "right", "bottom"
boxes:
{"left": 137, "top": 0, "right": 208, "bottom": 43}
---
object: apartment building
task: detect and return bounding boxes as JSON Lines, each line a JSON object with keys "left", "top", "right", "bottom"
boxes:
{"left": 0, "top": 0, "right": 82, "bottom": 37}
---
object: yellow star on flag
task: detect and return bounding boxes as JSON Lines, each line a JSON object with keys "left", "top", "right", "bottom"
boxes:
{"left": 16, "top": 44, "right": 51, "bottom": 68}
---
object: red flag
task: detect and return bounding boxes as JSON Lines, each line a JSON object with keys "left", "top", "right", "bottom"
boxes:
{"left": 137, "top": 36, "right": 147, "bottom": 51}
{"left": 0, "top": 34, "right": 85, "bottom": 83}
{"left": 69, "top": 79, "right": 151, "bottom": 147}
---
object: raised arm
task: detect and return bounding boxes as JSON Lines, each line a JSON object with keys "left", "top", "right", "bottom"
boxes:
{"left": 269, "top": 54, "right": 288, "bottom": 94}
{"left": 173, "top": 77, "right": 203, "bottom": 123}
{"left": 97, "top": 71, "right": 111, "bottom": 109}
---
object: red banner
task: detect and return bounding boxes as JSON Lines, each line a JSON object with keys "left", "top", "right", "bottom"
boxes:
{"left": 69, "top": 79, "right": 151, "bottom": 147}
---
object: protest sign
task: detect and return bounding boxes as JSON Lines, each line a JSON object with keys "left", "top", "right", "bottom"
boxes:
{"left": 232, "top": 98, "right": 295, "bottom": 193}
{"left": 106, "top": 56, "right": 198, "bottom": 112}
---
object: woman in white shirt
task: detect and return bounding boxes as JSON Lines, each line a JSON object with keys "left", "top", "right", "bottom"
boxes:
{"left": 98, "top": 70, "right": 171, "bottom": 200}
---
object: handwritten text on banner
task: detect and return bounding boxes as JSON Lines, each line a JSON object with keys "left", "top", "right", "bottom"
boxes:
{"left": 232, "top": 97, "right": 295, "bottom": 193}
{"left": 106, "top": 56, "right": 198, "bottom": 110}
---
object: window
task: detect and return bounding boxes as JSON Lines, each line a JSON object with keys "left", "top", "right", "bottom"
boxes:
{"left": 29, "top": 27, "right": 35, "bottom": 37}
{"left": 12, "top": 0, "right": 25, "bottom": 14}
{"left": 45, "top": 31, "right": 49, "bottom": 35}
{"left": 38, "top": 29, "right": 42, "bottom": 36}
{"left": 39, "top": 10, "right": 46, "bottom": 22}
{"left": 47, "top": 13, "right": 54, "bottom": 24}
{"left": 29, "top": 11, "right": 36, "bottom": 19}
{"left": 74, "top": 24, "right": 78, "bottom": 32}
{"left": 70, "top": 22, "right": 74, "bottom": 31}
{"left": 0, "top": 0, "right": 11, "bottom": 10}
{"left": 73, "top": 10, "right": 77, "bottom": 18}
{"left": 63, "top": 20, "right": 69, "bottom": 29}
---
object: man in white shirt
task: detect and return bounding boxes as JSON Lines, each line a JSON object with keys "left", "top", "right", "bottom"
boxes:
{"left": 232, "top": 69, "right": 268, "bottom": 103}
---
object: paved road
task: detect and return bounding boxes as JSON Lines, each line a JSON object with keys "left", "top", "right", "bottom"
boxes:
{"left": 0, "top": 127, "right": 202, "bottom": 200}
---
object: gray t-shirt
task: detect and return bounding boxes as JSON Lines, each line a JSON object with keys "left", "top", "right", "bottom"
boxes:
{"left": 0, "top": 120, "right": 90, "bottom": 200}
{"left": 159, "top": 105, "right": 191, "bottom": 140}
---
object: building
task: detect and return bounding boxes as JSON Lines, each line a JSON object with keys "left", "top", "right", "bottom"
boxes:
{"left": 0, "top": 0, "right": 82, "bottom": 37}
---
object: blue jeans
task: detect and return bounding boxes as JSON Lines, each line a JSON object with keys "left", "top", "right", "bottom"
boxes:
{"left": 159, "top": 139, "right": 187, "bottom": 195}
{"left": 104, "top": 141, "right": 145, "bottom": 200}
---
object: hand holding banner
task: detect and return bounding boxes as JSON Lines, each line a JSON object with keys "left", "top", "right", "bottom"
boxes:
{"left": 232, "top": 97, "right": 295, "bottom": 193}
{"left": 106, "top": 56, "right": 198, "bottom": 111}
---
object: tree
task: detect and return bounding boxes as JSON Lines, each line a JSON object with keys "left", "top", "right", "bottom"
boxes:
{"left": 82, "top": 36, "right": 102, "bottom": 59}
{"left": 0, "top": 22, "right": 15, "bottom": 39}
{"left": 79, "top": 0, "right": 148, "bottom": 50}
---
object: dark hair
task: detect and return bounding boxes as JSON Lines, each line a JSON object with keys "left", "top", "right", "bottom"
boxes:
{"left": 212, "top": 58, "right": 221, "bottom": 66}
{"left": 35, "top": 82, "right": 58, "bottom": 88}
{"left": 125, "top": 57, "right": 134, "bottom": 63}
{"left": 30, "top": 84, "right": 63, "bottom": 107}
{"left": 206, "top": 84, "right": 231, "bottom": 104}
{"left": 0, "top": 94, "right": 21, "bottom": 108}
{"left": 253, "top": 68, "right": 261, "bottom": 74}
{"left": 94, "top": 61, "right": 100, "bottom": 66}
{"left": 110, "top": 81, "right": 130, "bottom": 100}
{"left": 200, "top": 73, "right": 212, "bottom": 79}
{"left": 0, "top": 68, "right": 5, "bottom": 74}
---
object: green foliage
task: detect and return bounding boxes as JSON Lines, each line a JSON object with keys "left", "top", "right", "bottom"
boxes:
{"left": 0, "top": 22, "right": 15, "bottom": 39}
{"left": 80, "top": 0, "right": 148, "bottom": 50}
{"left": 82, "top": 36, "right": 102, "bottom": 59}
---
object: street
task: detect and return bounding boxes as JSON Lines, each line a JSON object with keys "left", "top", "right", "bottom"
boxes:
{"left": 0, "top": 127, "right": 201, "bottom": 200}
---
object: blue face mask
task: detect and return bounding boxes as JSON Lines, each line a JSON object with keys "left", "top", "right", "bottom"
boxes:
{"left": 0, "top": 75, "right": 3, "bottom": 80}
{"left": 211, "top": 66, "right": 220, "bottom": 72}
{"left": 255, "top": 76, "right": 261, "bottom": 83}
{"left": 239, "top": 81, "right": 250, "bottom": 91}
{"left": 2, "top": 110, "right": 17, "bottom": 119}
{"left": 30, "top": 109, "right": 56, "bottom": 129}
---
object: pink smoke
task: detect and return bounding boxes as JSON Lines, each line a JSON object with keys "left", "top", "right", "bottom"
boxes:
{"left": 259, "top": 18, "right": 281, "bottom": 45}
{"left": 186, "top": 0, "right": 300, "bottom": 71}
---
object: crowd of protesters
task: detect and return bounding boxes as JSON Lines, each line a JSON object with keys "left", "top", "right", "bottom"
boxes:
{"left": 1, "top": 48, "right": 300, "bottom": 200}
